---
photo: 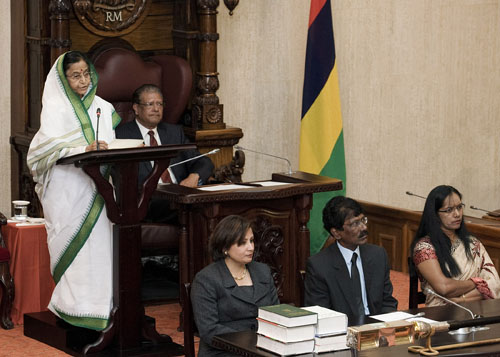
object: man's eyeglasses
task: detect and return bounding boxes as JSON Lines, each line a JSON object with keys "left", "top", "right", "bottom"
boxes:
{"left": 67, "top": 71, "right": 91, "bottom": 82}
{"left": 438, "top": 203, "right": 465, "bottom": 215}
{"left": 138, "top": 101, "right": 165, "bottom": 108}
{"left": 344, "top": 216, "right": 368, "bottom": 229}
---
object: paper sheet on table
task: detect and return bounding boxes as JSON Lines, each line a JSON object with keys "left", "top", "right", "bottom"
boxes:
{"left": 371, "top": 311, "right": 416, "bottom": 322}
{"left": 108, "top": 139, "right": 144, "bottom": 149}
{"left": 197, "top": 184, "right": 258, "bottom": 191}
{"left": 371, "top": 311, "right": 438, "bottom": 325}
{"left": 255, "top": 181, "right": 291, "bottom": 186}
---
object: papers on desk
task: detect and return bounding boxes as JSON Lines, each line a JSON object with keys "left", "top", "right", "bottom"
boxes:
{"left": 255, "top": 181, "right": 291, "bottom": 187}
{"left": 370, "top": 311, "right": 438, "bottom": 325}
{"left": 108, "top": 139, "right": 144, "bottom": 149}
{"left": 8, "top": 217, "right": 45, "bottom": 226}
{"left": 198, "top": 181, "right": 292, "bottom": 191}
{"left": 198, "top": 184, "right": 258, "bottom": 191}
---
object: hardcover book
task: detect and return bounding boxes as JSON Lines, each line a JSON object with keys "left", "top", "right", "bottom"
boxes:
{"left": 257, "top": 318, "right": 315, "bottom": 343}
{"left": 258, "top": 304, "right": 318, "bottom": 327}
{"left": 313, "top": 334, "right": 348, "bottom": 353}
{"left": 302, "top": 305, "right": 348, "bottom": 335}
{"left": 256, "top": 334, "right": 315, "bottom": 356}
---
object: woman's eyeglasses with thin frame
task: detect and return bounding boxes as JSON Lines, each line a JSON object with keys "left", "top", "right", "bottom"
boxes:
{"left": 438, "top": 203, "right": 465, "bottom": 215}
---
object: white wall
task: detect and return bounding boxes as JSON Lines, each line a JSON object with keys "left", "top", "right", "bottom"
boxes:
{"left": 218, "top": 0, "right": 500, "bottom": 217}
{"left": 0, "top": 0, "right": 11, "bottom": 215}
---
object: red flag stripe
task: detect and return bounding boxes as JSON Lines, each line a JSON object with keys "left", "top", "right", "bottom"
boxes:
{"left": 309, "top": 0, "right": 327, "bottom": 27}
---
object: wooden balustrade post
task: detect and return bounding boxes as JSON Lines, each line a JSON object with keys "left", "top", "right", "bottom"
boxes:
{"left": 49, "top": 0, "right": 71, "bottom": 64}
{"left": 193, "top": 0, "right": 225, "bottom": 130}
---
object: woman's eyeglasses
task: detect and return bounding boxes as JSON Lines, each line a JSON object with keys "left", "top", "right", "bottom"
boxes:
{"left": 67, "top": 71, "right": 91, "bottom": 82}
{"left": 438, "top": 203, "right": 465, "bottom": 214}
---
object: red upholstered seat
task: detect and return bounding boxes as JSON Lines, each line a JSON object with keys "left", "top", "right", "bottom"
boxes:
{"left": 91, "top": 43, "right": 192, "bottom": 126}
{"left": 0, "top": 248, "right": 9, "bottom": 262}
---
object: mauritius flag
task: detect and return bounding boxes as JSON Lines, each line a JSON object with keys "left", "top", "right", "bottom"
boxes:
{"left": 300, "top": 0, "right": 346, "bottom": 254}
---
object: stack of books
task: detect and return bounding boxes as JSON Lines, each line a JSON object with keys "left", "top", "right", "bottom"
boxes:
{"left": 256, "top": 304, "right": 317, "bottom": 356}
{"left": 302, "top": 305, "right": 349, "bottom": 353}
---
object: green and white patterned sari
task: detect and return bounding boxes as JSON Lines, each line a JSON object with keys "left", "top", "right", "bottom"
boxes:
{"left": 27, "top": 52, "right": 121, "bottom": 330}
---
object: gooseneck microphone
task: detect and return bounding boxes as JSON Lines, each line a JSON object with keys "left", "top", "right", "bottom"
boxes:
{"left": 470, "top": 205, "right": 500, "bottom": 217}
{"left": 168, "top": 148, "right": 220, "bottom": 168}
{"left": 235, "top": 145, "right": 292, "bottom": 175}
{"left": 96, "top": 108, "right": 101, "bottom": 150}
{"left": 423, "top": 288, "right": 478, "bottom": 319}
{"left": 167, "top": 148, "right": 220, "bottom": 184}
{"left": 405, "top": 191, "right": 426, "bottom": 200}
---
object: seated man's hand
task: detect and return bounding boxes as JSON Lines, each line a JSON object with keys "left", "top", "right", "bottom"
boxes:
{"left": 180, "top": 173, "right": 200, "bottom": 188}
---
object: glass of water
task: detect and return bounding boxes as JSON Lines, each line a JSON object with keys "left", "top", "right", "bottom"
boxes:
{"left": 12, "top": 200, "right": 30, "bottom": 221}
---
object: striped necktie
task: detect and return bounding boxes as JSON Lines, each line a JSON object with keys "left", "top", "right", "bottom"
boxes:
{"left": 148, "top": 130, "right": 172, "bottom": 184}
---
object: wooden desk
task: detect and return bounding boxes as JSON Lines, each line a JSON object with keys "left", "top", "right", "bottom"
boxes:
{"left": 212, "top": 299, "right": 500, "bottom": 356}
{"left": 1, "top": 222, "right": 54, "bottom": 324}
{"left": 155, "top": 171, "right": 343, "bottom": 306}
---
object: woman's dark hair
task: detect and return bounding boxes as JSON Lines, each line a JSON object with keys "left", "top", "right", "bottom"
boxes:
{"left": 62, "top": 51, "right": 91, "bottom": 73}
{"left": 323, "top": 196, "right": 363, "bottom": 233}
{"left": 209, "top": 215, "right": 253, "bottom": 261}
{"left": 410, "top": 185, "right": 472, "bottom": 277}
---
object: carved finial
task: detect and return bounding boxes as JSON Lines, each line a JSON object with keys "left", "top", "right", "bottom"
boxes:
{"left": 223, "top": 0, "right": 239, "bottom": 15}
{"left": 48, "top": 0, "right": 71, "bottom": 15}
{"left": 197, "top": 0, "right": 220, "bottom": 11}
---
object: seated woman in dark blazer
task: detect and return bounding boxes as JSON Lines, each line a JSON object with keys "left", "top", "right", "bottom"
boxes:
{"left": 191, "top": 215, "right": 279, "bottom": 356}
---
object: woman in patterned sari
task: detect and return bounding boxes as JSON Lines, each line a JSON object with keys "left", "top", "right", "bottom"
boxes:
{"left": 27, "top": 51, "right": 121, "bottom": 330}
{"left": 411, "top": 185, "right": 500, "bottom": 306}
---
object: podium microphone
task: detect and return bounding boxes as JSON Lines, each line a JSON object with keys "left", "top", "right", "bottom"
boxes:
{"left": 423, "top": 288, "right": 478, "bottom": 319}
{"left": 470, "top": 205, "right": 500, "bottom": 217}
{"left": 96, "top": 108, "right": 101, "bottom": 150}
{"left": 167, "top": 148, "right": 220, "bottom": 184}
{"left": 405, "top": 191, "right": 426, "bottom": 200}
{"left": 235, "top": 145, "right": 292, "bottom": 175}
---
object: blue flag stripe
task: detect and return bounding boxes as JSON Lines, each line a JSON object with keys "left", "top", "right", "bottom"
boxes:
{"left": 301, "top": 0, "right": 336, "bottom": 118}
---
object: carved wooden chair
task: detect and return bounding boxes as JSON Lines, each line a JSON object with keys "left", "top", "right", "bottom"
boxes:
{"left": 89, "top": 40, "right": 193, "bottom": 261}
{"left": 408, "top": 257, "right": 425, "bottom": 309}
{"left": 0, "top": 212, "right": 14, "bottom": 329}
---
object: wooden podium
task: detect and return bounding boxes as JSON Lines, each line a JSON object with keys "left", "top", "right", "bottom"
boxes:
{"left": 24, "top": 144, "right": 195, "bottom": 356}
{"left": 155, "top": 171, "right": 343, "bottom": 309}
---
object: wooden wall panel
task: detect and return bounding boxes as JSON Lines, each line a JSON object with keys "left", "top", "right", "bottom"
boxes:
{"left": 69, "top": 1, "right": 174, "bottom": 53}
{"left": 361, "top": 200, "right": 500, "bottom": 275}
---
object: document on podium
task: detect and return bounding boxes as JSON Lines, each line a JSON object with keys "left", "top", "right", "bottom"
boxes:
{"left": 198, "top": 184, "right": 259, "bottom": 191}
{"left": 198, "top": 181, "right": 293, "bottom": 191}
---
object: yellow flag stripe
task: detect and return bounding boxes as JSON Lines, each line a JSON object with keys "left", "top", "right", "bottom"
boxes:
{"left": 299, "top": 65, "right": 343, "bottom": 174}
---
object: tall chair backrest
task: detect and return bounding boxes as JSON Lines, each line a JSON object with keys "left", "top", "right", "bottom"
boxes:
{"left": 91, "top": 43, "right": 193, "bottom": 126}
{"left": 408, "top": 257, "right": 425, "bottom": 309}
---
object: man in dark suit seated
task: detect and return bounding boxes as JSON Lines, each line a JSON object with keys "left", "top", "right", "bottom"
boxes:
{"left": 304, "top": 196, "right": 398, "bottom": 316}
{"left": 115, "top": 83, "right": 214, "bottom": 222}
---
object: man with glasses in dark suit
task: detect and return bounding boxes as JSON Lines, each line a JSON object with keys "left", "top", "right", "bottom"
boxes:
{"left": 116, "top": 84, "right": 213, "bottom": 222}
{"left": 304, "top": 196, "right": 398, "bottom": 317}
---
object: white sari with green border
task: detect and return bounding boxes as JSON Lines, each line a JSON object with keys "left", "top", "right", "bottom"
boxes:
{"left": 27, "top": 53, "right": 121, "bottom": 331}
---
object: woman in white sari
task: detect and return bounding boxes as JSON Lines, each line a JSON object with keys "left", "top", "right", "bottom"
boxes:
{"left": 27, "top": 51, "right": 121, "bottom": 330}
{"left": 411, "top": 185, "right": 500, "bottom": 306}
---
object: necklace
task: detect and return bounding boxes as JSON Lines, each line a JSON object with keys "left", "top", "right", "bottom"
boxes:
{"left": 232, "top": 267, "right": 247, "bottom": 280}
